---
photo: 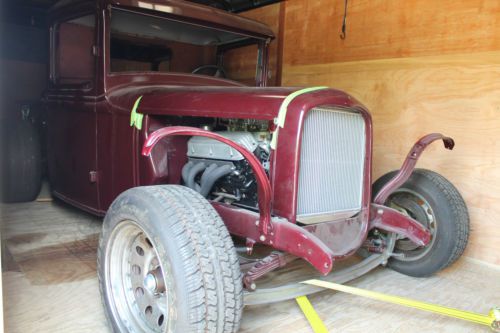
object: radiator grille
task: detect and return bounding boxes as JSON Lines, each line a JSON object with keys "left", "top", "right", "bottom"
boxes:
{"left": 297, "top": 106, "right": 366, "bottom": 222}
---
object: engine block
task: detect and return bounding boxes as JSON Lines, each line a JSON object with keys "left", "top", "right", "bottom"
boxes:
{"left": 182, "top": 130, "right": 270, "bottom": 210}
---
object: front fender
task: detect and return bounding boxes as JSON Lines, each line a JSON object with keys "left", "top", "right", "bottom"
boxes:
{"left": 142, "top": 126, "right": 273, "bottom": 237}
{"left": 374, "top": 133, "right": 454, "bottom": 205}
{"left": 143, "top": 126, "right": 335, "bottom": 275}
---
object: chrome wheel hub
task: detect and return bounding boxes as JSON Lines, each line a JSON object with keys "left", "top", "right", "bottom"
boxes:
{"left": 144, "top": 273, "right": 157, "bottom": 293}
{"left": 387, "top": 188, "right": 438, "bottom": 262}
{"left": 105, "top": 221, "right": 168, "bottom": 332}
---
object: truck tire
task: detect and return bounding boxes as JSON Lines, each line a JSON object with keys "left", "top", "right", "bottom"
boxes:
{"left": 372, "top": 169, "right": 469, "bottom": 277}
{"left": 98, "top": 185, "right": 243, "bottom": 333}
{"left": 1, "top": 120, "right": 42, "bottom": 203}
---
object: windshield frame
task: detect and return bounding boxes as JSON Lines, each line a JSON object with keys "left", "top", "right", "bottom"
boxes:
{"left": 103, "top": 6, "right": 270, "bottom": 87}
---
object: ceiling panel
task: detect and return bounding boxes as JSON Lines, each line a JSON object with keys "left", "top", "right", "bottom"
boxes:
{"left": 2, "top": 0, "right": 282, "bottom": 12}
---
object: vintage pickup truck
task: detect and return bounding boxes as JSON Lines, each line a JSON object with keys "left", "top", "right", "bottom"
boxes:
{"left": 2, "top": 0, "right": 469, "bottom": 332}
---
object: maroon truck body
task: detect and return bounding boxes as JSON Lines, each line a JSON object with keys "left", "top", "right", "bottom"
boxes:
{"left": 44, "top": 0, "right": 451, "bottom": 277}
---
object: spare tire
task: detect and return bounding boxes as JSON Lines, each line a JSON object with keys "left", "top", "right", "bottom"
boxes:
{"left": 1, "top": 120, "right": 42, "bottom": 202}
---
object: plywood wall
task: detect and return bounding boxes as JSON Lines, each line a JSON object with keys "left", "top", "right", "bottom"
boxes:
{"left": 284, "top": 0, "right": 500, "bottom": 64}
{"left": 280, "top": 0, "right": 500, "bottom": 266}
{"left": 227, "top": 3, "right": 282, "bottom": 86}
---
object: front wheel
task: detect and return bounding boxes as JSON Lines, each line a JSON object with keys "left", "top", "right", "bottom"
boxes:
{"left": 373, "top": 169, "right": 469, "bottom": 277}
{"left": 98, "top": 185, "right": 243, "bottom": 333}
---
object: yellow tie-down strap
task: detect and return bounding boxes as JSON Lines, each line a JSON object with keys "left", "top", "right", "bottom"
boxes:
{"left": 296, "top": 296, "right": 329, "bottom": 333}
{"left": 270, "top": 86, "right": 329, "bottom": 150}
{"left": 296, "top": 279, "right": 500, "bottom": 332}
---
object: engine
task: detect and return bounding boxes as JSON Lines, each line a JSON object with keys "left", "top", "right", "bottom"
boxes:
{"left": 181, "top": 119, "right": 271, "bottom": 210}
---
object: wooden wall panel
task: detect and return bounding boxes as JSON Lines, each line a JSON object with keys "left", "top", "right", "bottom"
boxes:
{"left": 283, "top": 53, "right": 500, "bottom": 266}
{"left": 227, "top": 3, "right": 281, "bottom": 85}
{"left": 224, "top": 44, "right": 260, "bottom": 85}
{"left": 284, "top": 0, "right": 500, "bottom": 65}
{"left": 281, "top": 0, "right": 500, "bottom": 266}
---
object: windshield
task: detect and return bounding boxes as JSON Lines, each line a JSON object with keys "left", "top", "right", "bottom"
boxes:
{"left": 109, "top": 9, "right": 263, "bottom": 85}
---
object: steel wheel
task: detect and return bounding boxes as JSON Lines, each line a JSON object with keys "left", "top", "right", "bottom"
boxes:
{"left": 105, "top": 220, "right": 169, "bottom": 332}
{"left": 372, "top": 169, "right": 469, "bottom": 277}
{"left": 99, "top": 185, "right": 243, "bottom": 332}
{"left": 386, "top": 189, "right": 438, "bottom": 262}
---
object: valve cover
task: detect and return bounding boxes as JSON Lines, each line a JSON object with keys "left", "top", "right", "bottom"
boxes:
{"left": 187, "top": 131, "right": 258, "bottom": 161}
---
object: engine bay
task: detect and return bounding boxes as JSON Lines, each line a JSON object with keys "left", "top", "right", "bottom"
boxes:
{"left": 181, "top": 118, "right": 271, "bottom": 210}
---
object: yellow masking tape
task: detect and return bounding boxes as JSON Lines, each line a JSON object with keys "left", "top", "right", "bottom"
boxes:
{"left": 130, "top": 96, "right": 144, "bottom": 130}
{"left": 302, "top": 279, "right": 499, "bottom": 330}
{"left": 270, "top": 86, "right": 329, "bottom": 149}
{"left": 295, "top": 296, "right": 330, "bottom": 333}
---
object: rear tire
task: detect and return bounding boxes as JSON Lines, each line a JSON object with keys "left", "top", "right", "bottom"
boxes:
{"left": 1, "top": 120, "right": 42, "bottom": 203}
{"left": 373, "top": 169, "right": 469, "bottom": 277}
{"left": 98, "top": 185, "right": 243, "bottom": 333}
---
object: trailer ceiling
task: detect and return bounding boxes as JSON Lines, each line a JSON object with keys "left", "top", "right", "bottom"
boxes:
{"left": 2, "top": 0, "right": 282, "bottom": 13}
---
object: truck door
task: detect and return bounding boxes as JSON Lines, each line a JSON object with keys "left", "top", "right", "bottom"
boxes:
{"left": 46, "top": 13, "right": 99, "bottom": 213}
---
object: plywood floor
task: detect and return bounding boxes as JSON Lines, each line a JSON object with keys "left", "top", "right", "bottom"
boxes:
{"left": 1, "top": 194, "right": 499, "bottom": 333}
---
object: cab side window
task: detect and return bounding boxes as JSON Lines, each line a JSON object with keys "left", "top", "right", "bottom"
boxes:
{"left": 53, "top": 14, "right": 95, "bottom": 86}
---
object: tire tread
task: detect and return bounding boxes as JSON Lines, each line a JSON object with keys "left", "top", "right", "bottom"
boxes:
{"left": 98, "top": 185, "right": 242, "bottom": 333}
{"left": 373, "top": 168, "right": 470, "bottom": 276}
{"left": 414, "top": 169, "right": 469, "bottom": 271}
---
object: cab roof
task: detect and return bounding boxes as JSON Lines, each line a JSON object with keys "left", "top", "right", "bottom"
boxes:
{"left": 50, "top": 0, "right": 275, "bottom": 40}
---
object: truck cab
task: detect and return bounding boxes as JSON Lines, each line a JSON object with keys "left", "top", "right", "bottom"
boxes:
{"left": 45, "top": 0, "right": 273, "bottom": 214}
